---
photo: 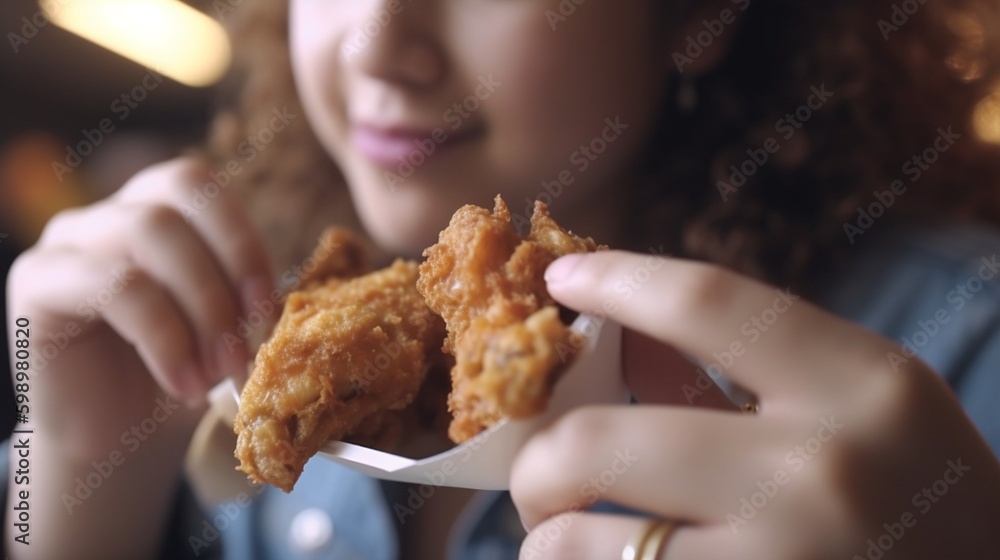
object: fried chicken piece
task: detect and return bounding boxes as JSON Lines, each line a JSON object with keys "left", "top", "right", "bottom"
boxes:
{"left": 418, "top": 196, "right": 604, "bottom": 442}
{"left": 446, "top": 306, "right": 582, "bottom": 441}
{"left": 343, "top": 355, "right": 453, "bottom": 451}
{"left": 296, "top": 227, "right": 370, "bottom": 286}
{"left": 234, "top": 259, "right": 447, "bottom": 492}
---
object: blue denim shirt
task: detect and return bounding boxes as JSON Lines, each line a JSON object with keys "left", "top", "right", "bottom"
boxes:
{"left": 4, "top": 226, "right": 999, "bottom": 559}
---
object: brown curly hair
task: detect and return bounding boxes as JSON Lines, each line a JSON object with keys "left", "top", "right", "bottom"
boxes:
{"left": 205, "top": 0, "right": 1000, "bottom": 292}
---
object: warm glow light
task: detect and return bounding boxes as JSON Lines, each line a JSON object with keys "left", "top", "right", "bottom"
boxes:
{"left": 41, "top": 0, "right": 231, "bottom": 87}
{"left": 973, "top": 90, "right": 1000, "bottom": 144}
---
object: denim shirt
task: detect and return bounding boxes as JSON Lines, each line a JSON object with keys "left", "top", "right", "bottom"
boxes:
{"left": 3, "top": 226, "right": 999, "bottom": 559}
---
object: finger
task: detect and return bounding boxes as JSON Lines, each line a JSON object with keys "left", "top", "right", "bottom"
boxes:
{"left": 40, "top": 202, "right": 243, "bottom": 381}
{"left": 545, "top": 251, "right": 890, "bottom": 404}
{"left": 511, "top": 406, "right": 788, "bottom": 529}
{"left": 11, "top": 250, "right": 207, "bottom": 401}
{"left": 623, "top": 328, "right": 738, "bottom": 410}
{"left": 519, "top": 513, "right": 745, "bottom": 560}
{"left": 116, "top": 158, "right": 278, "bottom": 373}
{"left": 43, "top": 157, "right": 278, "bottom": 352}
{"left": 114, "top": 158, "right": 276, "bottom": 319}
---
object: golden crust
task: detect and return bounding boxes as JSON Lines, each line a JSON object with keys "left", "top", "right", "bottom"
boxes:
{"left": 296, "top": 226, "right": 370, "bottom": 286}
{"left": 418, "top": 196, "right": 604, "bottom": 442}
{"left": 234, "top": 259, "right": 446, "bottom": 491}
{"left": 235, "top": 197, "right": 605, "bottom": 491}
{"left": 446, "top": 307, "right": 579, "bottom": 442}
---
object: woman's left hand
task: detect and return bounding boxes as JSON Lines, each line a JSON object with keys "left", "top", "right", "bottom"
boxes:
{"left": 510, "top": 251, "right": 1000, "bottom": 560}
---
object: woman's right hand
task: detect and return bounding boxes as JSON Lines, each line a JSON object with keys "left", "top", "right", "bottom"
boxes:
{"left": 6, "top": 158, "right": 275, "bottom": 558}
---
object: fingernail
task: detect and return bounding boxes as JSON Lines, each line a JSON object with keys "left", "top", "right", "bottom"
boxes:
{"left": 215, "top": 335, "right": 246, "bottom": 383}
{"left": 545, "top": 254, "right": 583, "bottom": 285}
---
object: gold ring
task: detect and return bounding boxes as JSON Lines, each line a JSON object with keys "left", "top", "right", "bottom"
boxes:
{"left": 621, "top": 520, "right": 678, "bottom": 560}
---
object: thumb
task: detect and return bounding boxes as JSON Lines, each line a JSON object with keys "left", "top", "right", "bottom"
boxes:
{"left": 547, "top": 251, "right": 738, "bottom": 411}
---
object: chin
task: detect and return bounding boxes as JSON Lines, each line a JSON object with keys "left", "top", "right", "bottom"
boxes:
{"left": 345, "top": 169, "right": 484, "bottom": 259}
{"left": 358, "top": 206, "right": 444, "bottom": 259}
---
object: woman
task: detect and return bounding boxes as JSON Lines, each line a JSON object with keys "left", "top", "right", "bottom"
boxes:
{"left": 7, "top": 0, "right": 1000, "bottom": 558}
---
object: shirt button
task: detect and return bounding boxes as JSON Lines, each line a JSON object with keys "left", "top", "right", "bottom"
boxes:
{"left": 288, "top": 507, "right": 335, "bottom": 553}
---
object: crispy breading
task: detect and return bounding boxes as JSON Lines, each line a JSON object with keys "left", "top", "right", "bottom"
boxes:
{"left": 234, "top": 259, "right": 446, "bottom": 492}
{"left": 447, "top": 307, "right": 580, "bottom": 441}
{"left": 418, "top": 196, "right": 604, "bottom": 442}
{"left": 296, "top": 227, "right": 370, "bottom": 286}
{"left": 416, "top": 198, "right": 524, "bottom": 354}
{"left": 344, "top": 356, "right": 453, "bottom": 451}
{"left": 235, "top": 198, "right": 604, "bottom": 491}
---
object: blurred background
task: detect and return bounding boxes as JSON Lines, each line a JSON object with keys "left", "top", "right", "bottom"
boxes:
{"left": 0, "top": 0, "right": 225, "bottom": 439}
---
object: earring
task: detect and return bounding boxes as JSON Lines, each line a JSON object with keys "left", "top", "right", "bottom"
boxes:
{"left": 677, "top": 75, "right": 698, "bottom": 112}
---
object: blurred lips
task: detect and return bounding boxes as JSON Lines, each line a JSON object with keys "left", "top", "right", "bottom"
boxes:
{"left": 351, "top": 122, "right": 483, "bottom": 169}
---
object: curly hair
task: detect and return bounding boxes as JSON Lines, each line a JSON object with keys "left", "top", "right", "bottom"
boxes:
{"left": 203, "top": 0, "right": 361, "bottom": 275}
{"left": 205, "top": 0, "right": 1000, "bottom": 292}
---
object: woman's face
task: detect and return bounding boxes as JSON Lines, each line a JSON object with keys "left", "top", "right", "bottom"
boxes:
{"left": 290, "top": 0, "right": 672, "bottom": 255}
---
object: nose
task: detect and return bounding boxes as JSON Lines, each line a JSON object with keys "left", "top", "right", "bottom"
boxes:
{"left": 343, "top": 2, "right": 447, "bottom": 90}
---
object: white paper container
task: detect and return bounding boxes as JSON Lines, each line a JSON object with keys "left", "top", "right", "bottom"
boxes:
{"left": 210, "top": 314, "right": 629, "bottom": 492}
{"left": 315, "top": 314, "right": 628, "bottom": 490}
